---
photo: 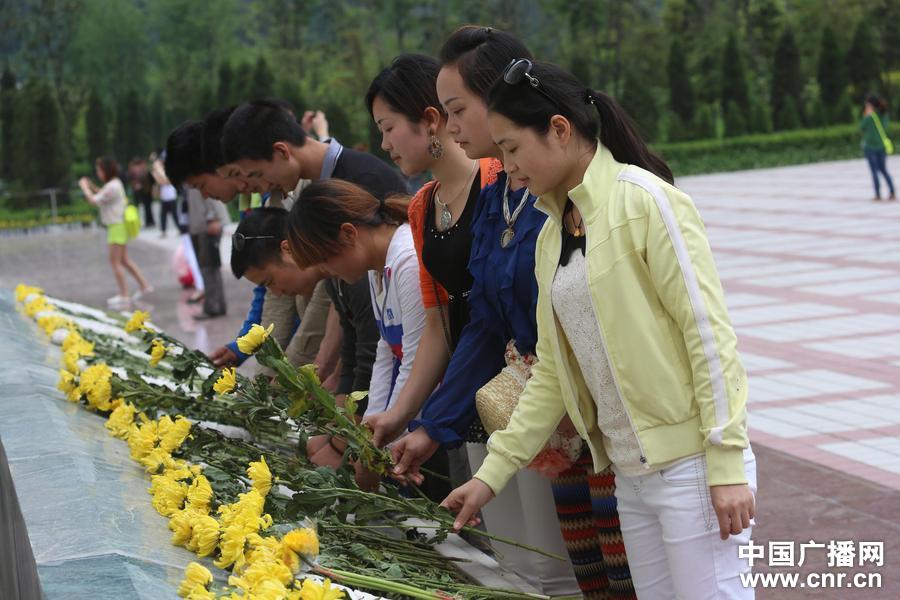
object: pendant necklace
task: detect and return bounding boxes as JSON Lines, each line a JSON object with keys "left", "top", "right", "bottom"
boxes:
{"left": 434, "top": 161, "right": 478, "bottom": 233}
{"left": 500, "top": 178, "right": 529, "bottom": 248}
{"left": 567, "top": 202, "right": 585, "bottom": 237}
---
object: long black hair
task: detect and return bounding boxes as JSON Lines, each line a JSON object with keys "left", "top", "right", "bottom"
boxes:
{"left": 488, "top": 60, "right": 673, "bottom": 184}
{"left": 438, "top": 25, "right": 533, "bottom": 100}
{"left": 365, "top": 54, "right": 442, "bottom": 122}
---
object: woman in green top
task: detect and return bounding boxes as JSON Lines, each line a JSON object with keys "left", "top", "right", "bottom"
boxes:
{"left": 860, "top": 94, "right": 895, "bottom": 201}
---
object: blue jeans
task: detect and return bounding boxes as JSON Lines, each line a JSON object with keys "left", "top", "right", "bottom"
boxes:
{"left": 864, "top": 148, "right": 895, "bottom": 198}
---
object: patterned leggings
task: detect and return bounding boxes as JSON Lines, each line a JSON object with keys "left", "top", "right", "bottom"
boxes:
{"left": 551, "top": 453, "right": 636, "bottom": 599}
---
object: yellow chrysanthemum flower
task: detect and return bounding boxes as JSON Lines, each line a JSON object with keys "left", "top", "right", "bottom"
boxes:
{"left": 141, "top": 447, "right": 179, "bottom": 474}
{"left": 213, "top": 367, "right": 236, "bottom": 395}
{"left": 187, "top": 514, "right": 220, "bottom": 556}
{"left": 15, "top": 284, "right": 43, "bottom": 302}
{"left": 236, "top": 323, "right": 274, "bottom": 355}
{"left": 187, "top": 474, "right": 213, "bottom": 513}
{"left": 159, "top": 416, "right": 192, "bottom": 453}
{"left": 298, "top": 578, "right": 345, "bottom": 600}
{"left": 78, "top": 363, "right": 114, "bottom": 411}
{"left": 169, "top": 508, "right": 199, "bottom": 547}
{"left": 62, "top": 348, "right": 82, "bottom": 375}
{"left": 149, "top": 339, "right": 168, "bottom": 366}
{"left": 128, "top": 417, "right": 159, "bottom": 460}
{"left": 252, "top": 579, "right": 291, "bottom": 600}
{"left": 61, "top": 331, "right": 93, "bottom": 356}
{"left": 247, "top": 456, "right": 272, "bottom": 497}
{"left": 23, "top": 295, "right": 53, "bottom": 317}
{"left": 125, "top": 310, "right": 151, "bottom": 333}
{"left": 105, "top": 402, "right": 137, "bottom": 439}
{"left": 281, "top": 527, "right": 319, "bottom": 569}
{"left": 57, "top": 369, "right": 81, "bottom": 402}
{"left": 150, "top": 475, "right": 188, "bottom": 517}
{"left": 185, "top": 588, "right": 216, "bottom": 600}
{"left": 38, "top": 314, "right": 71, "bottom": 336}
{"left": 177, "top": 561, "right": 213, "bottom": 598}
{"left": 215, "top": 523, "right": 248, "bottom": 569}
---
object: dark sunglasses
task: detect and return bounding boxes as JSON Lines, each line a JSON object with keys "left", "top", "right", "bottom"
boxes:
{"left": 502, "top": 58, "right": 564, "bottom": 111}
{"left": 232, "top": 232, "right": 275, "bottom": 251}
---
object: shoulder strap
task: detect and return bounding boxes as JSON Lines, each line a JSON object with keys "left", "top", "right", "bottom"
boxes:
{"left": 872, "top": 113, "right": 890, "bottom": 144}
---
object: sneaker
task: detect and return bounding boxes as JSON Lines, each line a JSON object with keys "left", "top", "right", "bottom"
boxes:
{"left": 132, "top": 286, "right": 154, "bottom": 301}
{"left": 107, "top": 294, "right": 131, "bottom": 307}
{"left": 874, "top": 197, "right": 883, "bottom": 202}
{"left": 890, "top": 194, "right": 897, "bottom": 201}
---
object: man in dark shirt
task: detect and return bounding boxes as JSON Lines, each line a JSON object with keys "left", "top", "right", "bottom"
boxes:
{"left": 220, "top": 99, "right": 407, "bottom": 202}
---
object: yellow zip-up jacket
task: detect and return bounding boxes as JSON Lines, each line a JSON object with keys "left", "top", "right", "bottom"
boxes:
{"left": 475, "top": 144, "right": 750, "bottom": 492}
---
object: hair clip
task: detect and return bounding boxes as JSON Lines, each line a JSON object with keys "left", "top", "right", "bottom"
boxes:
{"left": 484, "top": 27, "right": 493, "bottom": 36}
{"left": 585, "top": 91, "right": 596, "bottom": 105}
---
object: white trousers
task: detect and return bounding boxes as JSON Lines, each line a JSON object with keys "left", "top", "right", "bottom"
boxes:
{"left": 612, "top": 447, "right": 757, "bottom": 600}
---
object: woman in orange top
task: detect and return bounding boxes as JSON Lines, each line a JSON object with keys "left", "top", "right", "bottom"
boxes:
{"left": 363, "top": 54, "right": 501, "bottom": 447}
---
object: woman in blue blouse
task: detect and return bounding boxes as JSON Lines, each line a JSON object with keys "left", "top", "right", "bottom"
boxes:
{"left": 389, "top": 26, "right": 635, "bottom": 599}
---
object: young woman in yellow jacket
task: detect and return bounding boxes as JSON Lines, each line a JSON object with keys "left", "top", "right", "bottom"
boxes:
{"left": 443, "top": 60, "right": 757, "bottom": 599}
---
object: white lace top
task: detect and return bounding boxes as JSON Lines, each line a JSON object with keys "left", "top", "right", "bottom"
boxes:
{"left": 552, "top": 249, "right": 652, "bottom": 477}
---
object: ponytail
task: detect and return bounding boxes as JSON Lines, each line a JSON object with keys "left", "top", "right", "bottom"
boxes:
{"left": 587, "top": 90, "right": 673, "bottom": 184}
{"left": 286, "top": 179, "right": 409, "bottom": 268}
{"left": 488, "top": 61, "right": 674, "bottom": 184}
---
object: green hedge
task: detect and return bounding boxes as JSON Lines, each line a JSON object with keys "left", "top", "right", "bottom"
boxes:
{"left": 0, "top": 195, "right": 96, "bottom": 230}
{"left": 654, "top": 124, "right": 863, "bottom": 177}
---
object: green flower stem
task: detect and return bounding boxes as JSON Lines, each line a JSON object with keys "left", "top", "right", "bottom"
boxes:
{"left": 305, "top": 485, "right": 564, "bottom": 561}
{"left": 313, "top": 565, "right": 446, "bottom": 600}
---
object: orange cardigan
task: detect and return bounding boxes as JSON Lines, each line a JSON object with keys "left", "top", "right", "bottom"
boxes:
{"left": 408, "top": 158, "right": 502, "bottom": 308}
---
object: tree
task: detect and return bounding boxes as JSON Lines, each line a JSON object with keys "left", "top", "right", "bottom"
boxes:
{"left": 807, "top": 97, "right": 828, "bottom": 127}
{"left": 217, "top": 61, "right": 233, "bottom": 106}
{"left": 114, "top": 89, "right": 145, "bottom": 164}
{"left": 746, "top": 0, "right": 784, "bottom": 73}
{"left": 1, "top": 66, "right": 15, "bottom": 181}
{"left": 323, "top": 101, "right": 354, "bottom": 146}
{"left": 817, "top": 26, "right": 846, "bottom": 120}
{"left": 693, "top": 104, "right": 717, "bottom": 139}
{"left": 721, "top": 34, "right": 750, "bottom": 113}
{"left": 846, "top": 20, "right": 882, "bottom": 101}
{"left": 749, "top": 94, "right": 773, "bottom": 133}
{"left": 251, "top": 56, "right": 275, "bottom": 99}
{"left": 195, "top": 83, "right": 215, "bottom": 117}
{"left": 13, "top": 80, "right": 70, "bottom": 190}
{"left": 776, "top": 96, "right": 802, "bottom": 130}
{"left": 85, "top": 88, "right": 108, "bottom": 163}
{"left": 723, "top": 101, "right": 747, "bottom": 137}
{"left": 234, "top": 62, "right": 255, "bottom": 104}
{"left": 772, "top": 26, "right": 803, "bottom": 130}
{"left": 620, "top": 71, "right": 660, "bottom": 141}
{"left": 667, "top": 39, "right": 694, "bottom": 124}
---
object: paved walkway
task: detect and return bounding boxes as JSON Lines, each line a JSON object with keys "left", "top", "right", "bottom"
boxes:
{"left": 680, "top": 158, "right": 900, "bottom": 492}
{"left": 679, "top": 159, "right": 900, "bottom": 599}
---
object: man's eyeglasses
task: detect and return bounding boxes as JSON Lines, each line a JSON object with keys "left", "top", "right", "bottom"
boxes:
{"left": 502, "top": 58, "right": 564, "bottom": 111}
{"left": 232, "top": 232, "right": 275, "bottom": 251}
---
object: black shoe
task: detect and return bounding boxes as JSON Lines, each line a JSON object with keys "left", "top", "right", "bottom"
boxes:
{"left": 186, "top": 293, "right": 205, "bottom": 304}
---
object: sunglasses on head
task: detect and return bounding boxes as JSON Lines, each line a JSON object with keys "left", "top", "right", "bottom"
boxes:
{"left": 502, "top": 58, "right": 564, "bottom": 111}
{"left": 232, "top": 232, "right": 275, "bottom": 251}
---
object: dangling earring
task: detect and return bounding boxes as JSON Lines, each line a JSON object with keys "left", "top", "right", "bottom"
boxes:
{"left": 429, "top": 134, "right": 444, "bottom": 159}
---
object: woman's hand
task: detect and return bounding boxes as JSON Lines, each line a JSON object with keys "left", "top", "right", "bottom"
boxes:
{"left": 388, "top": 427, "right": 438, "bottom": 485}
{"left": 364, "top": 406, "right": 414, "bottom": 448}
{"left": 710, "top": 483, "right": 755, "bottom": 540}
{"left": 440, "top": 478, "right": 495, "bottom": 531}
{"left": 307, "top": 434, "right": 345, "bottom": 468}
{"left": 206, "top": 219, "right": 223, "bottom": 237}
{"left": 208, "top": 346, "right": 238, "bottom": 367}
